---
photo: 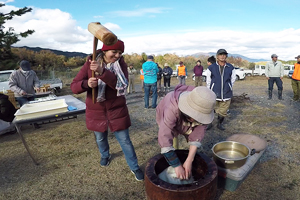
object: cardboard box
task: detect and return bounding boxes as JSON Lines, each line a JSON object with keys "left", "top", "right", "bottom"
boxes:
{"left": 14, "top": 99, "right": 68, "bottom": 120}
{"left": 217, "top": 150, "right": 265, "bottom": 191}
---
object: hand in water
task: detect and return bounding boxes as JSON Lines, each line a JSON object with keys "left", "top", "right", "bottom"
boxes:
{"left": 174, "top": 165, "right": 187, "bottom": 180}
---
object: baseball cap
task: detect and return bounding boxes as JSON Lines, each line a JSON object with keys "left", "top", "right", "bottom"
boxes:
{"left": 217, "top": 49, "right": 228, "bottom": 55}
{"left": 271, "top": 54, "right": 278, "bottom": 58}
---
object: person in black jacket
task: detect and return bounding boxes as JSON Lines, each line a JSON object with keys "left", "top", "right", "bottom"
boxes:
{"left": 0, "top": 93, "right": 17, "bottom": 122}
{"left": 162, "top": 63, "right": 173, "bottom": 93}
{"left": 156, "top": 63, "right": 163, "bottom": 92}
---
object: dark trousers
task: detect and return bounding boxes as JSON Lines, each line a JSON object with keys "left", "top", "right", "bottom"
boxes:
{"left": 163, "top": 77, "right": 171, "bottom": 87}
{"left": 268, "top": 77, "right": 283, "bottom": 91}
{"left": 16, "top": 96, "right": 35, "bottom": 107}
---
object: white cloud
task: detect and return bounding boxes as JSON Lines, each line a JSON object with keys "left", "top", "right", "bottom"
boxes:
{"left": 103, "top": 23, "right": 121, "bottom": 31}
{"left": 1, "top": 0, "right": 14, "bottom": 4}
{"left": 109, "top": 7, "right": 171, "bottom": 17}
{"left": 122, "top": 29, "right": 300, "bottom": 61}
{"left": 1, "top": 5, "right": 93, "bottom": 54}
{"left": 93, "top": 15, "right": 104, "bottom": 18}
{"left": 1, "top": 5, "right": 300, "bottom": 61}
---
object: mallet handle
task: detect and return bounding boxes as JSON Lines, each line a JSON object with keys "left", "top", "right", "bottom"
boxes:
{"left": 92, "top": 36, "right": 98, "bottom": 104}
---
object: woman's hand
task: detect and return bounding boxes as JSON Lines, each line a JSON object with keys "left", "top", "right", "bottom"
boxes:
{"left": 183, "top": 159, "right": 193, "bottom": 179}
{"left": 88, "top": 77, "right": 98, "bottom": 88}
{"left": 174, "top": 165, "right": 186, "bottom": 180}
{"left": 182, "top": 145, "right": 197, "bottom": 179}
{"left": 90, "top": 60, "right": 104, "bottom": 75}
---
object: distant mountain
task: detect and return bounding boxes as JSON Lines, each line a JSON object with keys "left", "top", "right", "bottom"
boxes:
{"left": 190, "top": 52, "right": 268, "bottom": 62}
{"left": 13, "top": 46, "right": 89, "bottom": 58}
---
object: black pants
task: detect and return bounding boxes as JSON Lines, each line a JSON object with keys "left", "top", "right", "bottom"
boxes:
{"left": 163, "top": 77, "right": 171, "bottom": 87}
{"left": 268, "top": 77, "right": 283, "bottom": 91}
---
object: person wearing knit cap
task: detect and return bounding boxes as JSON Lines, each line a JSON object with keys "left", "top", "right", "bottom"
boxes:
{"left": 71, "top": 39, "right": 144, "bottom": 181}
{"left": 8, "top": 60, "right": 40, "bottom": 107}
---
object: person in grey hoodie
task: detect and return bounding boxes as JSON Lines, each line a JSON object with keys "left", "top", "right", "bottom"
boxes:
{"left": 9, "top": 60, "right": 40, "bottom": 106}
{"left": 265, "top": 54, "right": 284, "bottom": 100}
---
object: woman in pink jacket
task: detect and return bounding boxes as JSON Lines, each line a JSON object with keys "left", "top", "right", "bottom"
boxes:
{"left": 156, "top": 85, "right": 216, "bottom": 180}
{"left": 71, "top": 40, "right": 143, "bottom": 181}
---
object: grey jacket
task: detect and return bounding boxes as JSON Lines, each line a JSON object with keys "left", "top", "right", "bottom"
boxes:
{"left": 127, "top": 67, "right": 137, "bottom": 79}
{"left": 9, "top": 69, "right": 40, "bottom": 97}
{"left": 265, "top": 61, "right": 284, "bottom": 78}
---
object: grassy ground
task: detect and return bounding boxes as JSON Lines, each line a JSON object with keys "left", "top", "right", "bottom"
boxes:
{"left": 0, "top": 76, "right": 299, "bottom": 200}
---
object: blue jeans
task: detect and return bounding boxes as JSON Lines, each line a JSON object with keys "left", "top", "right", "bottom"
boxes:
{"left": 16, "top": 96, "right": 35, "bottom": 107}
{"left": 268, "top": 77, "right": 283, "bottom": 91}
{"left": 144, "top": 82, "right": 157, "bottom": 108}
{"left": 94, "top": 129, "right": 139, "bottom": 171}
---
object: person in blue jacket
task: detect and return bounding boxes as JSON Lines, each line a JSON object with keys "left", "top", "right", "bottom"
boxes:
{"left": 142, "top": 55, "right": 159, "bottom": 109}
{"left": 206, "top": 49, "right": 236, "bottom": 130}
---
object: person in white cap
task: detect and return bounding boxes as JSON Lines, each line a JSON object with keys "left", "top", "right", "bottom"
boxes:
{"left": 156, "top": 84, "right": 216, "bottom": 180}
{"left": 265, "top": 54, "right": 284, "bottom": 100}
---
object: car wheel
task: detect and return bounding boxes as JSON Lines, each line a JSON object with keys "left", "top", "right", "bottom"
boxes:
{"left": 236, "top": 75, "right": 239, "bottom": 81}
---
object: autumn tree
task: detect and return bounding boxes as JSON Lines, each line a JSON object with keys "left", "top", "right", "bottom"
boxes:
{"left": 0, "top": 3, "right": 34, "bottom": 70}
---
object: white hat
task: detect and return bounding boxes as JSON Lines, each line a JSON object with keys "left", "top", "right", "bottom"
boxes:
{"left": 164, "top": 63, "right": 169, "bottom": 67}
{"left": 178, "top": 86, "right": 216, "bottom": 124}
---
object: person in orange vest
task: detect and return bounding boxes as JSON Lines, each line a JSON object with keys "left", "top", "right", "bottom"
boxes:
{"left": 291, "top": 55, "right": 300, "bottom": 101}
{"left": 177, "top": 61, "right": 188, "bottom": 85}
{"left": 140, "top": 68, "right": 144, "bottom": 92}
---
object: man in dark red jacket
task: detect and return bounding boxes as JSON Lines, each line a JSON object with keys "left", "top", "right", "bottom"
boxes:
{"left": 70, "top": 40, "right": 144, "bottom": 181}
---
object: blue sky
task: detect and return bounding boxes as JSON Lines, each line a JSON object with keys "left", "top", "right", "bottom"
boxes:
{"left": 1, "top": 0, "right": 300, "bottom": 61}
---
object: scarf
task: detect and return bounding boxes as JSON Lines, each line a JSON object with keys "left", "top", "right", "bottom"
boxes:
{"left": 96, "top": 59, "right": 128, "bottom": 102}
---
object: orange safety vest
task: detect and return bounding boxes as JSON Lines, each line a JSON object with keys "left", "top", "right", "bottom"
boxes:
{"left": 292, "top": 63, "right": 300, "bottom": 81}
{"left": 178, "top": 65, "right": 186, "bottom": 76}
{"left": 140, "top": 69, "right": 144, "bottom": 80}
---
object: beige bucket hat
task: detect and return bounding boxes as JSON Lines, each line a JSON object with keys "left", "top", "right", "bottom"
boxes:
{"left": 178, "top": 86, "right": 216, "bottom": 124}
{"left": 164, "top": 63, "right": 169, "bottom": 67}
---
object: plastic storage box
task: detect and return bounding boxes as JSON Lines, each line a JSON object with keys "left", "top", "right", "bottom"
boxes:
{"left": 217, "top": 149, "right": 265, "bottom": 191}
{"left": 14, "top": 99, "right": 68, "bottom": 120}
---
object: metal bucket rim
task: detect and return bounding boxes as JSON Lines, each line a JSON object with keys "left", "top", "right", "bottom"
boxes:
{"left": 211, "top": 141, "right": 251, "bottom": 161}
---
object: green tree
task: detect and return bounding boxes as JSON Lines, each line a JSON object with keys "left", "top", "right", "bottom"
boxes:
{"left": 0, "top": 3, "right": 34, "bottom": 70}
{"left": 248, "top": 62, "right": 255, "bottom": 70}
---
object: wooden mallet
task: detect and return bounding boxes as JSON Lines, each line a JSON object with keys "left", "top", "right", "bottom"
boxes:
{"left": 88, "top": 22, "right": 118, "bottom": 103}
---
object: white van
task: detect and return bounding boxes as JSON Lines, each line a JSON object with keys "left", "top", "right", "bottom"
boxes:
{"left": 244, "top": 64, "right": 294, "bottom": 76}
{"left": 283, "top": 65, "right": 294, "bottom": 76}
{"left": 0, "top": 70, "right": 14, "bottom": 91}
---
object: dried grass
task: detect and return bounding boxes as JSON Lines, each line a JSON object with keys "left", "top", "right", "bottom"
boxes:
{"left": 0, "top": 76, "right": 299, "bottom": 200}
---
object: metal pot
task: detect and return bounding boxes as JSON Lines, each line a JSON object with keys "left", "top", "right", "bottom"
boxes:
{"left": 211, "top": 141, "right": 255, "bottom": 169}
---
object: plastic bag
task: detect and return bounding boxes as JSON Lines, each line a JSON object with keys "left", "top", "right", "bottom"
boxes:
{"left": 158, "top": 166, "right": 194, "bottom": 185}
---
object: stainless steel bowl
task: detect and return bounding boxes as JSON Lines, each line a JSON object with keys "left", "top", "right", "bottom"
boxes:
{"left": 212, "top": 141, "right": 253, "bottom": 169}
